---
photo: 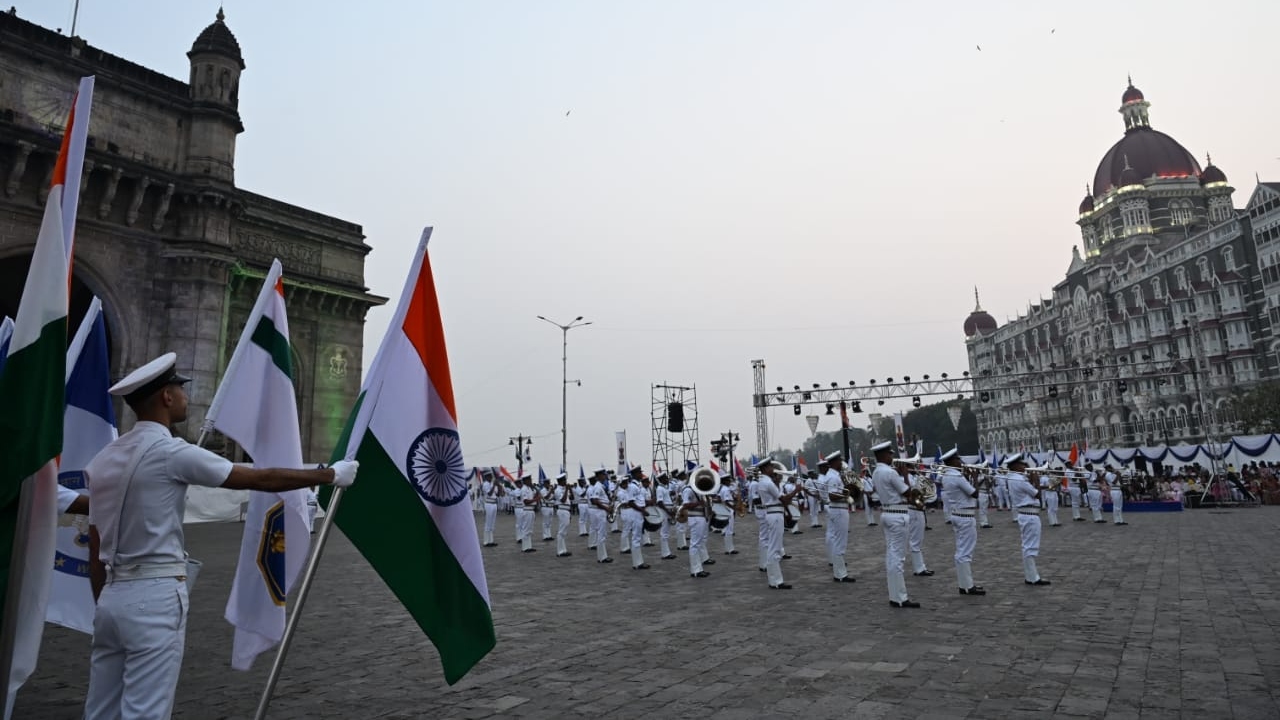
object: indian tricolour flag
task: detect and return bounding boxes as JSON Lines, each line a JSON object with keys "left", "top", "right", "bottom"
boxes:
{"left": 205, "top": 259, "right": 310, "bottom": 671}
{"left": 0, "top": 317, "right": 13, "bottom": 376}
{"left": 0, "top": 76, "right": 93, "bottom": 720}
{"left": 325, "top": 227, "right": 493, "bottom": 685}
{"left": 47, "top": 297, "right": 116, "bottom": 635}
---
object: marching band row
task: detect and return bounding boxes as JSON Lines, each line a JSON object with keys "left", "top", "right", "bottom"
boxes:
{"left": 474, "top": 444, "right": 1131, "bottom": 607}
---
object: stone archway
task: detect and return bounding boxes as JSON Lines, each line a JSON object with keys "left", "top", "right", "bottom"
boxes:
{"left": 0, "top": 253, "right": 120, "bottom": 369}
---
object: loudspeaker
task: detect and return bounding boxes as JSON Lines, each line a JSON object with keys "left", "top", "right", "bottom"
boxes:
{"left": 667, "top": 402, "right": 685, "bottom": 433}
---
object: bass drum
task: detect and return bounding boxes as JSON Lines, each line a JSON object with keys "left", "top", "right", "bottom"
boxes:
{"left": 709, "top": 504, "right": 732, "bottom": 530}
{"left": 642, "top": 506, "right": 666, "bottom": 532}
{"left": 782, "top": 504, "right": 799, "bottom": 530}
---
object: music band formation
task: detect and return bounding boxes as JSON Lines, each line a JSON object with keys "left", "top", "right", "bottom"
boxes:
{"left": 474, "top": 442, "right": 1133, "bottom": 607}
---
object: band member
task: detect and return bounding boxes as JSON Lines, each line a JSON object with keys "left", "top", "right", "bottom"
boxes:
{"left": 639, "top": 474, "right": 656, "bottom": 547}
{"left": 1006, "top": 454, "right": 1050, "bottom": 585}
{"left": 1085, "top": 463, "right": 1105, "bottom": 523}
{"left": 781, "top": 472, "right": 803, "bottom": 536}
{"left": 804, "top": 470, "right": 823, "bottom": 528}
{"left": 717, "top": 478, "right": 738, "bottom": 554}
{"left": 1105, "top": 465, "right": 1127, "bottom": 525}
{"left": 861, "top": 469, "right": 878, "bottom": 526}
{"left": 553, "top": 473, "right": 573, "bottom": 557}
{"left": 539, "top": 475, "right": 555, "bottom": 542}
{"left": 1067, "top": 468, "right": 1084, "bottom": 521}
{"left": 994, "top": 471, "right": 1011, "bottom": 510}
{"left": 748, "top": 467, "right": 767, "bottom": 572}
{"left": 1041, "top": 471, "right": 1062, "bottom": 527}
{"left": 574, "top": 476, "right": 590, "bottom": 536}
{"left": 517, "top": 473, "right": 538, "bottom": 553}
{"left": 655, "top": 473, "right": 678, "bottom": 559}
{"left": 977, "top": 474, "right": 993, "bottom": 528}
{"left": 756, "top": 458, "right": 794, "bottom": 589}
{"left": 481, "top": 471, "right": 500, "bottom": 546}
{"left": 620, "top": 466, "right": 651, "bottom": 569}
{"left": 586, "top": 468, "right": 612, "bottom": 563}
{"left": 609, "top": 471, "right": 622, "bottom": 534}
{"left": 941, "top": 450, "right": 984, "bottom": 595}
{"left": 871, "top": 441, "right": 918, "bottom": 608}
{"left": 820, "top": 453, "right": 854, "bottom": 583}
{"left": 906, "top": 469, "right": 933, "bottom": 577}
{"left": 680, "top": 476, "right": 711, "bottom": 578}
{"left": 672, "top": 469, "right": 690, "bottom": 550}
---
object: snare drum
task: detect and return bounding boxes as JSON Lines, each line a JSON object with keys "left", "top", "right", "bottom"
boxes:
{"left": 709, "top": 504, "right": 732, "bottom": 530}
{"left": 642, "top": 506, "right": 666, "bottom": 532}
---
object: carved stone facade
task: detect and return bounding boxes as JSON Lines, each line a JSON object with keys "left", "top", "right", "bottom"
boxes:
{"left": 0, "top": 9, "right": 385, "bottom": 461}
{"left": 964, "top": 83, "right": 1273, "bottom": 453}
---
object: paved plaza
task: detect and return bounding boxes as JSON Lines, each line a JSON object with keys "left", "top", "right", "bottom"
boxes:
{"left": 20, "top": 505, "right": 1280, "bottom": 719}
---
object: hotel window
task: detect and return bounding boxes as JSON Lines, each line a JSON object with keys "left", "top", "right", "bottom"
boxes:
{"left": 1174, "top": 266, "right": 1188, "bottom": 291}
{"left": 1197, "top": 257, "right": 1211, "bottom": 283}
{"left": 1222, "top": 246, "right": 1235, "bottom": 271}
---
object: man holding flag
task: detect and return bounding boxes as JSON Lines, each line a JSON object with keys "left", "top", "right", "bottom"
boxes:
{"left": 82, "top": 353, "right": 357, "bottom": 719}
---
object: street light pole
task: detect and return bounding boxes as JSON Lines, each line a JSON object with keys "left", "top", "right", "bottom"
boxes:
{"left": 538, "top": 315, "right": 591, "bottom": 474}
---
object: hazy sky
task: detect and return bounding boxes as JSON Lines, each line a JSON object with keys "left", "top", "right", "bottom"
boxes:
{"left": 24, "top": 1, "right": 1280, "bottom": 468}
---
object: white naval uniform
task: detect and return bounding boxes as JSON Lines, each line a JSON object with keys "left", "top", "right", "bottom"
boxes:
{"left": 906, "top": 474, "right": 929, "bottom": 575}
{"left": 518, "top": 485, "right": 537, "bottom": 551}
{"left": 1086, "top": 471, "right": 1104, "bottom": 522}
{"left": 575, "top": 483, "right": 590, "bottom": 536}
{"left": 656, "top": 483, "right": 675, "bottom": 557}
{"left": 554, "top": 484, "right": 573, "bottom": 556}
{"left": 1106, "top": 472, "right": 1125, "bottom": 524}
{"left": 1041, "top": 476, "right": 1060, "bottom": 526}
{"left": 671, "top": 479, "right": 689, "bottom": 549}
{"left": 83, "top": 421, "right": 233, "bottom": 720}
{"left": 585, "top": 482, "right": 610, "bottom": 562}
{"left": 1067, "top": 474, "right": 1084, "bottom": 521}
{"left": 1008, "top": 471, "right": 1044, "bottom": 582}
{"left": 682, "top": 486, "right": 709, "bottom": 575}
{"left": 821, "top": 468, "right": 851, "bottom": 580}
{"left": 782, "top": 479, "right": 802, "bottom": 535}
{"left": 749, "top": 478, "right": 767, "bottom": 570}
{"left": 804, "top": 476, "right": 822, "bottom": 526}
{"left": 481, "top": 479, "right": 499, "bottom": 545}
{"left": 624, "top": 483, "right": 647, "bottom": 567}
{"left": 757, "top": 475, "right": 787, "bottom": 587}
{"left": 540, "top": 484, "right": 555, "bottom": 540}
{"left": 862, "top": 476, "right": 878, "bottom": 525}
{"left": 976, "top": 482, "right": 991, "bottom": 527}
{"left": 718, "top": 485, "right": 736, "bottom": 552}
{"left": 940, "top": 468, "right": 980, "bottom": 591}
{"left": 871, "top": 463, "right": 912, "bottom": 603}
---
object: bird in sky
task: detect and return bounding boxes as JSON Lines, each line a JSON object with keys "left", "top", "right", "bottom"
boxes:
{"left": 565, "top": 110, "right": 571, "bottom": 117}
{"left": 976, "top": 44, "right": 982, "bottom": 51}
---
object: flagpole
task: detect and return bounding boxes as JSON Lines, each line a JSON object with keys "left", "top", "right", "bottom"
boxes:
{"left": 253, "top": 484, "right": 347, "bottom": 720}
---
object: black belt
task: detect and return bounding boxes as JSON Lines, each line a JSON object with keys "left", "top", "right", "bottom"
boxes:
{"left": 882, "top": 509, "right": 907, "bottom": 514}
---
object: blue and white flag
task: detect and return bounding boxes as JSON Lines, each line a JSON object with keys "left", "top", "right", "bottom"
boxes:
{"left": 47, "top": 298, "right": 115, "bottom": 634}
{"left": 578, "top": 462, "right": 586, "bottom": 481}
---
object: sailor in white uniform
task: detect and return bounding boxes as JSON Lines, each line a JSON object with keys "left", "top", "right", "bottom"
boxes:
{"left": 939, "top": 449, "right": 984, "bottom": 595}
{"left": 585, "top": 469, "right": 613, "bottom": 563}
{"left": 672, "top": 470, "right": 690, "bottom": 549}
{"left": 681, "top": 478, "right": 711, "bottom": 577}
{"left": 717, "top": 479, "right": 738, "bottom": 553}
{"left": 574, "top": 476, "right": 590, "bottom": 536}
{"left": 1041, "top": 470, "right": 1061, "bottom": 527}
{"left": 553, "top": 473, "right": 573, "bottom": 557}
{"left": 620, "top": 466, "right": 651, "bottom": 569}
{"left": 820, "top": 453, "right": 854, "bottom": 583}
{"left": 748, "top": 470, "right": 766, "bottom": 572}
{"left": 1105, "top": 465, "right": 1127, "bottom": 525}
{"left": 83, "top": 353, "right": 358, "bottom": 720}
{"left": 1085, "top": 464, "right": 1105, "bottom": 522}
{"left": 517, "top": 474, "right": 538, "bottom": 552}
{"left": 755, "top": 458, "right": 794, "bottom": 589}
{"left": 905, "top": 471, "right": 933, "bottom": 577}
{"left": 481, "top": 471, "right": 500, "bottom": 546}
{"left": 1006, "top": 454, "right": 1051, "bottom": 586}
{"left": 1067, "top": 468, "right": 1084, "bottom": 521}
{"left": 870, "top": 441, "right": 918, "bottom": 608}
{"left": 654, "top": 473, "right": 677, "bottom": 559}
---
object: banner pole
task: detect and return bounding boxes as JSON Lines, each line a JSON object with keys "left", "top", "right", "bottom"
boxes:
{"left": 252, "top": 485, "right": 346, "bottom": 720}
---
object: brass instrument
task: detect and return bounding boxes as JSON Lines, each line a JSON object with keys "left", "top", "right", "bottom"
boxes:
{"left": 688, "top": 466, "right": 721, "bottom": 522}
{"left": 839, "top": 469, "right": 864, "bottom": 503}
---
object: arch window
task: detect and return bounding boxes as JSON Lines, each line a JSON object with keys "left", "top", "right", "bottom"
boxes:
{"left": 1222, "top": 246, "right": 1236, "bottom": 272}
{"left": 1170, "top": 200, "right": 1195, "bottom": 226}
{"left": 1132, "top": 286, "right": 1144, "bottom": 308}
{"left": 1151, "top": 276, "right": 1163, "bottom": 298}
{"left": 1197, "top": 256, "right": 1211, "bottom": 283}
{"left": 1174, "top": 266, "right": 1188, "bottom": 291}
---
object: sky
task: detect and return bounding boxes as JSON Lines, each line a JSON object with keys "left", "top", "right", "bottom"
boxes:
{"left": 23, "top": 0, "right": 1280, "bottom": 469}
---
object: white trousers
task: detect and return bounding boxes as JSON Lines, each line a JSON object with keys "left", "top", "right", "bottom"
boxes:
{"left": 556, "top": 508, "right": 571, "bottom": 555}
{"left": 659, "top": 516, "right": 672, "bottom": 556}
{"left": 541, "top": 506, "right": 554, "bottom": 539}
{"left": 827, "top": 505, "right": 850, "bottom": 579}
{"left": 881, "top": 512, "right": 909, "bottom": 602}
{"left": 675, "top": 522, "right": 688, "bottom": 549}
{"left": 907, "top": 509, "right": 927, "bottom": 573}
{"left": 995, "top": 486, "right": 1009, "bottom": 509}
{"left": 723, "top": 513, "right": 736, "bottom": 552}
{"left": 482, "top": 502, "right": 497, "bottom": 544}
{"left": 577, "top": 502, "right": 590, "bottom": 534}
{"left": 977, "top": 492, "right": 990, "bottom": 525}
{"left": 1044, "top": 490, "right": 1060, "bottom": 525}
{"left": 763, "top": 511, "right": 785, "bottom": 586}
{"left": 1017, "top": 512, "right": 1042, "bottom": 582}
{"left": 688, "top": 516, "right": 708, "bottom": 574}
{"left": 589, "top": 508, "right": 609, "bottom": 561}
{"left": 1111, "top": 489, "right": 1124, "bottom": 523}
{"left": 1088, "top": 490, "right": 1104, "bottom": 521}
{"left": 84, "top": 578, "right": 188, "bottom": 720}
{"left": 625, "top": 509, "right": 645, "bottom": 566}
{"left": 755, "top": 509, "right": 768, "bottom": 570}
{"left": 950, "top": 513, "right": 976, "bottom": 564}
{"left": 809, "top": 497, "right": 822, "bottom": 525}
{"left": 517, "top": 508, "right": 534, "bottom": 550}
{"left": 863, "top": 495, "right": 877, "bottom": 525}
{"left": 1068, "top": 487, "right": 1082, "bottom": 519}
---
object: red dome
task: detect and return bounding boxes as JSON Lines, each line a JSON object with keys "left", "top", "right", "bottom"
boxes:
{"left": 1078, "top": 192, "right": 1095, "bottom": 214}
{"left": 1201, "top": 163, "right": 1227, "bottom": 185}
{"left": 1122, "top": 84, "right": 1145, "bottom": 104}
{"left": 1092, "top": 129, "right": 1201, "bottom": 196}
{"left": 964, "top": 310, "right": 997, "bottom": 337}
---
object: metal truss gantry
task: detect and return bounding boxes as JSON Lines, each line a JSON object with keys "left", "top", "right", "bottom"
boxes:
{"left": 751, "top": 359, "right": 768, "bottom": 457}
{"left": 652, "top": 383, "right": 700, "bottom": 473}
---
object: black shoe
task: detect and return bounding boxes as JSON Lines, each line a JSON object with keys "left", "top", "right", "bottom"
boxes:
{"left": 811, "top": 524, "right": 823, "bottom": 528}
{"left": 634, "top": 563, "right": 651, "bottom": 570}
{"left": 691, "top": 571, "right": 710, "bottom": 578}
{"left": 543, "top": 537, "right": 554, "bottom": 542}
{"left": 483, "top": 543, "right": 497, "bottom": 547}
{"left": 662, "top": 554, "right": 677, "bottom": 560}
{"left": 1051, "top": 523, "right": 1062, "bottom": 527}
{"left": 1074, "top": 518, "right": 1085, "bottom": 522}
{"left": 621, "top": 549, "right": 630, "bottom": 554}
{"left": 578, "top": 533, "right": 589, "bottom": 537}
{"left": 726, "top": 550, "right": 739, "bottom": 555}
{"left": 598, "top": 558, "right": 613, "bottom": 563}
{"left": 958, "top": 587, "right": 987, "bottom": 595}
{"left": 588, "top": 546, "right": 596, "bottom": 550}
{"left": 557, "top": 552, "right": 572, "bottom": 557}
{"left": 782, "top": 555, "right": 792, "bottom": 560}
{"left": 980, "top": 524, "right": 993, "bottom": 529}
{"left": 868, "top": 523, "right": 878, "bottom": 526}
{"left": 1116, "top": 522, "right": 1128, "bottom": 525}
{"left": 913, "top": 570, "right": 935, "bottom": 577}
{"left": 1025, "top": 579, "right": 1051, "bottom": 586}
{"left": 1094, "top": 520, "right": 1106, "bottom": 524}
{"left": 759, "top": 567, "right": 767, "bottom": 572}
{"left": 769, "top": 583, "right": 793, "bottom": 590}
{"left": 792, "top": 531, "right": 803, "bottom": 535}
{"left": 643, "top": 543, "right": 655, "bottom": 547}
{"left": 925, "top": 526, "right": 932, "bottom": 531}
{"left": 889, "top": 600, "right": 920, "bottom": 608}
{"left": 677, "top": 546, "right": 689, "bottom": 550}
{"left": 611, "top": 529, "right": 621, "bottom": 533}
{"left": 704, "top": 559, "right": 716, "bottom": 565}
{"left": 523, "top": 548, "right": 537, "bottom": 553}
{"left": 833, "top": 576, "right": 855, "bottom": 583}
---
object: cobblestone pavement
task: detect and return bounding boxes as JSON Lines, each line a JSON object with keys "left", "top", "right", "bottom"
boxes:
{"left": 20, "top": 506, "right": 1280, "bottom": 719}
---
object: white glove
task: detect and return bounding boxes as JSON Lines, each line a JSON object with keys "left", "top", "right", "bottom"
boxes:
{"left": 330, "top": 460, "right": 359, "bottom": 488}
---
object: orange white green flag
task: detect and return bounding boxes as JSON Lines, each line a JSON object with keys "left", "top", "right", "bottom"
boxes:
{"left": 324, "top": 227, "right": 493, "bottom": 685}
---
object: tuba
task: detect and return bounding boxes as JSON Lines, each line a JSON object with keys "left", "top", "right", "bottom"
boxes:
{"left": 687, "top": 466, "right": 721, "bottom": 524}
